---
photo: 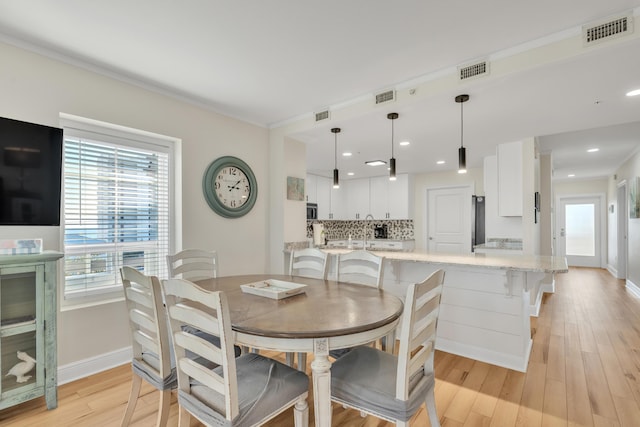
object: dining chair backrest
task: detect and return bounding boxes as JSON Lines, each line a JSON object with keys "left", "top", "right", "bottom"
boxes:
{"left": 166, "top": 248, "right": 218, "bottom": 281}
{"left": 395, "top": 269, "right": 444, "bottom": 399}
{"left": 161, "top": 278, "right": 310, "bottom": 426}
{"left": 329, "top": 269, "right": 444, "bottom": 427}
{"left": 162, "top": 278, "right": 239, "bottom": 421}
{"left": 289, "top": 247, "right": 329, "bottom": 279}
{"left": 336, "top": 250, "right": 384, "bottom": 288}
{"left": 120, "top": 266, "right": 174, "bottom": 426}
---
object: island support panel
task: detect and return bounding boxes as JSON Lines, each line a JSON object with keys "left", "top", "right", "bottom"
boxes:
{"left": 385, "top": 260, "right": 544, "bottom": 372}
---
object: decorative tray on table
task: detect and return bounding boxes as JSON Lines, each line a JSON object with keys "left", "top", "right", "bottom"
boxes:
{"left": 240, "top": 279, "right": 307, "bottom": 300}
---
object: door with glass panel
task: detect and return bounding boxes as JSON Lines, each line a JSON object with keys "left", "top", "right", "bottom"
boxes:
{"left": 556, "top": 196, "right": 602, "bottom": 267}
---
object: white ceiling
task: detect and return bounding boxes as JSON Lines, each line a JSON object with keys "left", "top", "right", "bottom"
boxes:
{"left": 1, "top": 1, "right": 639, "bottom": 181}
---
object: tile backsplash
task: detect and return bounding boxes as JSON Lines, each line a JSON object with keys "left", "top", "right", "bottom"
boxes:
{"left": 306, "top": 219, "right": 414, "bottom": 240}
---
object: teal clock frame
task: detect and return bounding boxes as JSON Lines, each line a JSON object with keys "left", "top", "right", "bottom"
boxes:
{"left": 202, "top": 156, "right": 258, "bottom": 218}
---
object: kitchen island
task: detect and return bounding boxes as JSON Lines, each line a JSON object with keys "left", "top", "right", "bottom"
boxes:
{"left": 322, "top": 248, "right": 568, "bottom": 372}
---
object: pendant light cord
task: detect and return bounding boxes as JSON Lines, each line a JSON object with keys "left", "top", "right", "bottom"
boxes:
{"left": 460, "top": 100, "right": 464, "bottom": 149}
{"left": 391, "top": 118, "right": 395, "bottom": 158}
{"left": 334, "top": 133, "right": 337, "bottom": 168}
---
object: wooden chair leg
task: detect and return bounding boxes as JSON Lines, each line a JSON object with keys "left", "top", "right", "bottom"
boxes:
{"left": 121, "top": 374, "right": 142, "bottom": 426}
{"left": 178, "top": 406, "right": 191, "bottom": 427}
{"left": 286, "top": 352, "right": 295, "bottom": 367}
{"left": 297, "top": 352, "right": 307, "bottom": 372}
{"left": 293, "top": 397, "right": 309, "bottom": 427}
{"left": 425, "top": 386, "right": 441, "bottom": 427}
{"left": 156, "top": 389, "right": 172, "bottom": 426}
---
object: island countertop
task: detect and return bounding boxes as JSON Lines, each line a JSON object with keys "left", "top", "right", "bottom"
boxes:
{"left": 322, "top": 248, "right": 568, "bottom": 274}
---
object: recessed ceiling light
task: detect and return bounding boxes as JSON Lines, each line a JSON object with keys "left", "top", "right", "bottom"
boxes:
{"left": 568, "top": 174, "right": 575, "bottom": 177}
{"left": 626, "top": 89, "right": 640, "bottom": 97}
{"left": 436, "top": 160, "right": 445, "bottom": 165}
{"left": 587, "top": 148, "right": 599, "bottom": 153}
{"left": 365, "top": 160, "right": 386, "bottom": 166}
{"left": 347, "top": 172, "right": 354, "bottom": 176}
{"left": 342, "top": 152, "right": 352, "bottom": 157}
{"left": 399, "top": 141, "right": 410, "bottom": 146}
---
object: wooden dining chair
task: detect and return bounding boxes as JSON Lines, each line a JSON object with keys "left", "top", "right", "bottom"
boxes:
{"left": 336, "top": 249, "right": 384, "bottom": 288}
{"left": 286, "top": 247, "right": 329, "bottom": 370}
{"left": 289, "top": 247, "right": 329, "bottom": 279}
{"left": 166, "top": 248, "right": 218, "bottom": 281}
{"left": 331, "top": 250, "right": 386, "bottom": 358}
{"left": 330, "top": 269, "right": 445, "bottom": 427}
{"left": 120, "top": 266, "right": 175, "bottom": 427}
{"left": 161, "top": 278, "right": 310, "bottom": 427}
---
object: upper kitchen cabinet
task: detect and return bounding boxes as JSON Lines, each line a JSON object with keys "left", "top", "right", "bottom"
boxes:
{"left": 344, "top": 179, "right": 370, "bottom": 219}
{"left": 307, "top": 175, "right": 339, "bottom": 219}
{"left": 329, "top": 181, "right": 345, "bottom": 219}
{"left": 308, "top": 173, "right": 412, "bottom": 220}
{"left": 370, "top": 174, "right": 412, "bottom": 219}
{"left": 497, "top": 141, "right": 524, "bottom": 216}
{"left": 306, "top": 173, "right": 317, "bottom": 203}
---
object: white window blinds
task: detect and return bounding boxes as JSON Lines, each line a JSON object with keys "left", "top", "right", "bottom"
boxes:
{"left": 62, "top": 121, "right": 172, "bottom": 299}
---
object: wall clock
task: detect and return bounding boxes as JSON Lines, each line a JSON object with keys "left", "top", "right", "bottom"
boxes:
{"left": 202, "top": 156, "right": 258, "bottom": 218}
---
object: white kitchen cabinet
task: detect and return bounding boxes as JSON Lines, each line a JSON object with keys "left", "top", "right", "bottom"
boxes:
{"left": 370, "top": 174, "right": 412, "bottom": 219}
{"left": 344, "top": 179, "right": 370, "bottom": 219}
{"left": 367, "top": 239, "right": 415, "bottom": 251}
{"left": 497, "top": 141, "right": 523, "bottom": 216}
{"left": 306, "top": 174, "right": 317, "bottom": 203}
{"left": 329, "top": 181, "right": 345, "bottom": 219}
{"left": 316, "top": 175, "right": 332, "bottom": 219}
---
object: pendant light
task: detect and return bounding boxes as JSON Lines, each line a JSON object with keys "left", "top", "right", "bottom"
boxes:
{"left": 388, "top": 112, "right": 398, "bottom": 181}
{"left": 455, "top": 94, "right": 469, "bottom": 174}
{"left": 331, "top": 127, "right": 341, "bottom": 188}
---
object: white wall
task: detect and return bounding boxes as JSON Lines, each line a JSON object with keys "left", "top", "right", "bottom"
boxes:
{"left": 539, "top": 153, "right": 553, "bottom": 255}
{"left": 609, "top": 149, "right": 640, "bottom": 287}
{"left": 0, "top": 42, "right": 270, "bottom": 368}
{"left": 283, "top": 137, "right": 308, "bottom": 245}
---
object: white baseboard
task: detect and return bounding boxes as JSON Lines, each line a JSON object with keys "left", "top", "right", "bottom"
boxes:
{"left": 626, "top": 279, "right": 640, "bottom": 299}
{"left": 541, "top": 276, "right": 555, "bottom": 294}
{"left": 607, "top": 264, "right": 618, "bottom": 279}
{"left": 530, "top": 289, "right": 543, "bottom": 317}
{"left": 435, "top": 337, "right": 531, "bottom": 373}
{"left": 58, "top": 346, "right": 132, "bottom": 385}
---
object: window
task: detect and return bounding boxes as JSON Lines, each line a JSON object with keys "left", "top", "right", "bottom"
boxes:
{"left": 61, "top": 115, "right": 174, "bottom": 300}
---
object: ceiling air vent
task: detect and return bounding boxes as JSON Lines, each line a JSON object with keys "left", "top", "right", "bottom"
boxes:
{"left": 458, "top": 60, "right": 489, "bottom": 81}
{"left": 583, "top": 13, "right": 633, "bottom": 46}
{"left": 315, "top": 110, "right": 330, "bottom": 122}
{"left": 375, "top": 90, "right": 396, "bottom": 105}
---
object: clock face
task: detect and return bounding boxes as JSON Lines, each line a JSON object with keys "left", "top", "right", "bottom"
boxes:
{"left": 214, "top": 166, "right": 251, "bottom": 209}
{"left": 202, "top": 156, "right": 258, "bottom": 218}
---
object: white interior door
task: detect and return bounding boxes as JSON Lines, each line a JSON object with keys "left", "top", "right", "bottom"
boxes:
{"left": 556, "top": 196, "right": 602, "bottom": 267}
{"left": 426, "top": 186, "right": 471, "bottom": 253}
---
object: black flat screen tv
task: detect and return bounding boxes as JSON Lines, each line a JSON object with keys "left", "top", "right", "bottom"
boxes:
{"left": 0, "top": 116, "right": 63, "bottom": 225}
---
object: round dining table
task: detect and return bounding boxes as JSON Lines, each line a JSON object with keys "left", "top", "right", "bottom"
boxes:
{"left": 195, "top": 274, "right": 404, "bottom": 427}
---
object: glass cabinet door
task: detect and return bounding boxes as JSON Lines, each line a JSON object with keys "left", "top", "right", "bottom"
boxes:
{"left": 0, "top": 266, "right": 43, "bottom": 396}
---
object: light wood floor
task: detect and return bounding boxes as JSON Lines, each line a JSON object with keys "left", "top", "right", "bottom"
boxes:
{"left": 1, "top": 267, "right": 639, "bottom": 426}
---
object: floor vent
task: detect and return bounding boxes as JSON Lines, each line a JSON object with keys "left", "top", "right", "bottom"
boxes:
{"left": 458, "top": 60, "right": 489, "bottom": 81}
{"left": 583, "top": 13, "right": 633, "bottom": 45}
{"left": 375, "top": 90, "right": 396, "bottom": 104}
{"left": 315, "top": 110, "right": 330, "bottom": 122}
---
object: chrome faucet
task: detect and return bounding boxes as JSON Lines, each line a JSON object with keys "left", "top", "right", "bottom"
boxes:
{"left": 363, "top": 214, "right": 374, "bottom": 249}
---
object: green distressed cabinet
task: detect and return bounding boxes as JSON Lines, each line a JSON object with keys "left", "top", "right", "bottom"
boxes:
{"left": 0, "top": 251, "right": 63, "bottom": 410}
